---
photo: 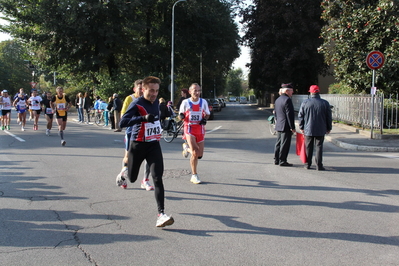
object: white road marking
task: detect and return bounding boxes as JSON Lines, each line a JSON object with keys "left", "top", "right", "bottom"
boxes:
{"left": 206, "top": 126, "right": 222, "bottom": 134}
{"left": 374, "top": 153, "right": 399, "bottom": 159}
{"left": 4, "top": 130, "right": 26, "bottom": 142}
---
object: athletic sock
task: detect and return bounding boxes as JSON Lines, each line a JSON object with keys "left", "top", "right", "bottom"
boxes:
{"left": 60, "top": 130, "right": 64, "bottom": 139}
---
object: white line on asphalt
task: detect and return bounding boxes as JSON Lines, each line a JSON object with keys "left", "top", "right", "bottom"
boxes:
{"left": 374, "top": 153, "right": 399, "bottom": 159}
{"left": 4, "top": 130, "right": 26, "bottom": 142}
{"left": 206, "top": 126, "right": 222, "bottom": 134}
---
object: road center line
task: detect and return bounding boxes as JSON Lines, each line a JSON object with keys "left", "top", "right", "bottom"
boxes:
{"left": 4, "top": 131, "right": 26, "bottom": 142}
{"left": 206, "top": 126, "right": 222, "bottom": 134}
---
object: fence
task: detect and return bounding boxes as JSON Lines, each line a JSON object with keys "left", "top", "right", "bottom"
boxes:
{"left": 292, "top": 93, "right": 399, "bottom": 132}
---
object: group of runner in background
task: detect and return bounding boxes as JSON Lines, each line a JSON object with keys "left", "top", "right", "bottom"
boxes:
{"left": 0, "top": 87, "right": 71, "bottom": 146}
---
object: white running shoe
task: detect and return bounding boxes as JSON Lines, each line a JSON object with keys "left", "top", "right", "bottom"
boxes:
{"left": 190, "top": 174, "right": 202, "bottom": 184}
{"left": 156, "top": 213, "right": 174, "bottom": 227}
{"left": 182, "top": 143, "right": 190, "bottom": 158}
{"left": 61, "top": 140, "right": 66, "bottom": 146}
{"left": 141, "top": 180, "right": 154, "bottom": 191}
{"left": 46, "top": 129, "right": 49, "bottom": 136}
{"left": 116, "top": 167, "right": 128, "bottom": 189}
{"left": 21, "top": 127, "right": 25, "bottom": 131}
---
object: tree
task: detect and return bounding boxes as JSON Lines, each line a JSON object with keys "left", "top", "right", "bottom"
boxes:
{"left": 0, "top": 0, "right": 240, "bottom": 101}
{"left": 0, "top": 40, "right": 31, "bottom": 94}
{"left": 319, "top": 0, "right": 399, "bottom": 93}
{"left": 225, "top": 68, "right": 244, "bottom": 96}
{"left": 241, "top": 0, "right": 327, "bottom": 95}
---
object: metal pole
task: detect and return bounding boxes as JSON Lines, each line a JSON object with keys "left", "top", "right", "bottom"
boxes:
{"left": 200, "top": 52, "right": 203, "bottom": 87}
{"left": 171, "top": 0, "right": 186, "bottom": 103}
{"left": 371, "top": 69, "right": 375, "bottom": 139}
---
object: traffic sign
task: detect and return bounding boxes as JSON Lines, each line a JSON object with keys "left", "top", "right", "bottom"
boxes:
{"left": 366, "top": 51, "right": 385, "bottom": 70}
{"left": 30, "top": 82, "right": 37, "bottom": 88}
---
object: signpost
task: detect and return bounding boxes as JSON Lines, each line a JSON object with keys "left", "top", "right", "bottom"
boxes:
{"left": 366, "top": 51, "right": 385, "bottom": 138}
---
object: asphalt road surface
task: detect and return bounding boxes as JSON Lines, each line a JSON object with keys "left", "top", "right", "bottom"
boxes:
{"left": 1, "top": 103, "right": 399, "bottom": 266}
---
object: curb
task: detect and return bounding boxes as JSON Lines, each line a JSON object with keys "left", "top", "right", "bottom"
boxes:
{"left": 325, "top": 135, "right": 399, "bottom": 152}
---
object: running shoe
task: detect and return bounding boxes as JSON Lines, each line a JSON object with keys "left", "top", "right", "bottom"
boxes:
{"left": 141, "top": 179, "right": 154, "bottom": 191}
{"left": 156, "top": 213, "right": 174, "bottom": 227}
{"left": 182, "top": 143, "right": 190, "bottom": 158}
{"left": 46, "top": 129, "right": 50, "bottom": 136}
{"left": 21, "top": 127, "right": 25, "bottom": 131}
{"left": 116, "top": 167, "right": 128, "bottom": 189}
{"left": 33, "top": 125, "right": 38, "bottom": 131}
{"left": 1, "top": 126, "right": 4, "bottom": 130}
{"left": 61, "top": 140, "right": 66, "bottom": 146}
{"left": 6, "top": 125, "right": 10, "bottom": 130}
{"left": 190, "top": 174, "right": 202, "bottom": 184}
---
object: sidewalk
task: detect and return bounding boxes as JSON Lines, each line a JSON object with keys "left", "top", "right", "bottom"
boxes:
{"left": 324, "top": 123, "right": 399, "bottom": 152}
{"left": 257, "top": 105, "right": 399, "bottom": 152}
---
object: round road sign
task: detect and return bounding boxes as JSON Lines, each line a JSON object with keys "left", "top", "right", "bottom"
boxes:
{"left": 366, "top": 51, "right": 385, "bottom": 70}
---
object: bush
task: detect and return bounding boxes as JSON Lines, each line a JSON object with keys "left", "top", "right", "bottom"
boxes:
{"left": 328, "top": 82, "right": 359, "bottom": 94}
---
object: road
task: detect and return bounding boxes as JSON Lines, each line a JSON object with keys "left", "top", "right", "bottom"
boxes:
{"left": 1, "top": 103, "right": 399, "bottom": 266}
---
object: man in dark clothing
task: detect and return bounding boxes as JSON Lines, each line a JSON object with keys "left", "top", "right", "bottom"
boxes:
{"left": 176, "top": 88, "right": 190, "bottom": 111}
{"left": 119, "top": 76, "right": 174, "bottom": 228}
{"left": 273, "top": 83, "right": 296, "bottom": 166}
{"left": 298, "top": 85, "right": 332, "bottom": 171}
{"left": 113, "top": 93, "right": 122, "bottom": 132}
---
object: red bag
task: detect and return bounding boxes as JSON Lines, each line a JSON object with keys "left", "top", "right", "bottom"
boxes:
{"left": 296, "top": 133, "right": 307, "bottom": 163}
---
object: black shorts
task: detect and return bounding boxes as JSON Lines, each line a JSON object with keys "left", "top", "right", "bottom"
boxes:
{"left": 56, "top": 112, "right": 68, "bottom": 121}
{"left": 32, "top": 109, "right": 41, "bottom": 115}
{"left": 45, "top": 114, "right": 54, "bottom": 120}
{"left": 1, "top": 110, "right": 11, "bottom": 116}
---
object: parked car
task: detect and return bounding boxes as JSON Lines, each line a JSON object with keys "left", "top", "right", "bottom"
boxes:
{"left": 229, "top": 96, "right": 236, "bottom": 102}
{"left": 218, "top": 98, "right": 226, "bottom": 108}
{"left": 239, "top": 96, "right": 247, "bottom": 104}
{"left": 205, "top": 99, "right": 214, "bottom": 120}
{"left": 207, "top": 98, "right": 222, "bottom": 112}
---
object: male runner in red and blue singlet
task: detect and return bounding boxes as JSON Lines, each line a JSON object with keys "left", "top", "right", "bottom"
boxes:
{"left": 179, "top": 83, "right": 210, "bottom": 184}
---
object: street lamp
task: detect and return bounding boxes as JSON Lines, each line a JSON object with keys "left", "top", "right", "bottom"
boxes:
{"left": 170, "top": 0, "right": 187, "bottom": 104}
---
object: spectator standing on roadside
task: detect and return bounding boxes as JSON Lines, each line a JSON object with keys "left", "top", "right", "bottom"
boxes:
{"left": 298, "top": 85, "right": 332, "bottom": 171}
{"left": 83, "top": 92, "right": 92, "bottom": 124}
{"left": 107, "top": 97, "right": 115, "bottom": 130}
{"left": 273, "top": 83, "right": 296, "bottom": 167}
{"left": 100, "top": 99, "right": 109, "bottom": 127}
{"left": 167, "top": 101, "right": 175, "bottom": 118}
{"left": 76, "top": 92, "right": 84, "bottom": 123}
{"left": 113, "top": 93, "right": 122, "bottom": 132}
{"left": 176, "top": 88, "right": 190, "bottom": 111}
{"left": 159, "top": 98, "right": 170, "bottom": 128}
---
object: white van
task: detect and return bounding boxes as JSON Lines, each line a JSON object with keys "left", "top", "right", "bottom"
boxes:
{"left": 239, "top": 96, "right": 247, "bottom": 104}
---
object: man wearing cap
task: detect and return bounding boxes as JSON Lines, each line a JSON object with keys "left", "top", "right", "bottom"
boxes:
{"left": 113, "top": 93, "right": 122, "bottom": 132}
{"left": 273, "top": 83, "right": 296, "bottom": 166}
{"left": 298, "top": 85, "right": 332, "bottom": 171}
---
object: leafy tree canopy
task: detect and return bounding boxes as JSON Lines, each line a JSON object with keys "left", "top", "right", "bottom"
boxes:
{"left": 0, "top": 0, "right": 240, "bottom": 101}
{"left": 0, "top": 40, "right": 31, "bottom": 94}
{"left": 320, "top": 0, "right": 399, "bottom": 94}
{"left": 225, "top": 68, "right": 243, "bottom": 96}
{"left": 242, "top": 0, "right": 327, "bottom": 95}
